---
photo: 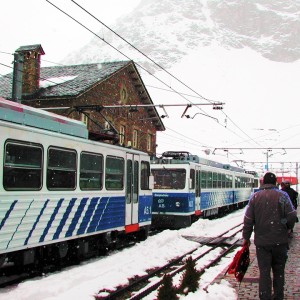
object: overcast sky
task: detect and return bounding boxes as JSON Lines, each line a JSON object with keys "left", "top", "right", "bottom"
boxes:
{"left": 0, "top": 0, "right": 140, "bottom": 74}
{"left": 2, "top": 1, "right": 300, "bottom": 176}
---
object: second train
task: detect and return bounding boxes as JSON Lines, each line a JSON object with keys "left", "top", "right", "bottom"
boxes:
{"left": 150, "top": 151, "right": 259, "bottom": 229}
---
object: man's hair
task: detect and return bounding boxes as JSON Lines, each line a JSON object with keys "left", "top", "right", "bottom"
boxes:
{"left": 263, "top": 172, "right": 277, "bottom": 185}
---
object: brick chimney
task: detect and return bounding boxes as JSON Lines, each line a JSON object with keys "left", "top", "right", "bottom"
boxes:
{"left": 12, "top": 44, "right": 45, "bottom": 102}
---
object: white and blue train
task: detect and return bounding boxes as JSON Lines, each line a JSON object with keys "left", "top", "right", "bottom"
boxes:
{"left": 0, "top": 98, "right": 152, "bottom": 267}
{"left": 151, "top": 151, "right": 259, "bottom": 229}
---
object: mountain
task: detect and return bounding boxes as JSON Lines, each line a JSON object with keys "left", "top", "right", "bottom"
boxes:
{"left": 64, "top": 0, "right": 300, "bottom": 69}
{"left": 63, "top": 0, "right": 300, "bottom": 169}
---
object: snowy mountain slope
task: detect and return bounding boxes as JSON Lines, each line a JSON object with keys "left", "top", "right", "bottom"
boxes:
{"left": 63, "top": 0, "right": 300, "bottom": 169}
{"left": 64, "top": 0, "right": 300, "bottom": 68}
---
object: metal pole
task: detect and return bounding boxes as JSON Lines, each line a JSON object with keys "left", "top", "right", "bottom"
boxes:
{"left": 296, "top": 162, "right": 298, "bottom": 192}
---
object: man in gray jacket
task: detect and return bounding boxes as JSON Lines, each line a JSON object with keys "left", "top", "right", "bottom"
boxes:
{"left": 243, "top": 172, "right": 297, "bottom": 300}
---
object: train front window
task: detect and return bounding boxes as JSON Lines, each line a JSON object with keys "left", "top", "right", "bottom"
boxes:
{"left": 3, "top": 141, "right": 43, "bottom": 190}
{"left": 152, "top": 168, "right": 186, "bottom": 189}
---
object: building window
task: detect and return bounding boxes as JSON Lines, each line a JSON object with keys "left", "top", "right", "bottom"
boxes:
{"left": 119, "top": 125, "right": 125, "bottom": 145}
{"left": 81, "top": 113, "right": 89, "bottom": 126}
{"left": 120, "top": 84, "right": 128, "bottom": 104}
{"left": 105, "top": 121, "right": 110, "bottom": 130}
{"left": 133, "top": 129, "right": 138, "bottom": 148}
{"left": 147, "top": 133, "right": 152, "bottom": 151}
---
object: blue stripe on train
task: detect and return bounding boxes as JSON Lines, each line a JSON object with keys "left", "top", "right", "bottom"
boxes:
{"left": 87, "top": 197, "right": 125, "bottom": 233}
{"left": 200, "top": 191, "right": 234, "bottom": 210}
{"left": 77, "top": 197, "right": 100, "bottom": 235}
{"left": 0, "top": 200, "right": 18, "bottom": 230}
{"left": 39, "top": 198, "right": 64, "bottom": 242}
{"left": 53, "top": 198, "right": 77, "bottom": 240}
{"left": 87, "top": 197, "right": 107, "bottom": 233}
{"left": 65, "top": 197, "right": 89, "bottom": 238}
{"left": 25, "top": 199, "right": 50, "bottom": 245}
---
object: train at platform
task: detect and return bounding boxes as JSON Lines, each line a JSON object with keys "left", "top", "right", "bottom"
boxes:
{"left": 150, "top": 151, "right": 260, "bottom": 229}
{"left": 0, "top": 97, "right": 261, "bottom": 270}
{"left": 0, "top": 98, "right": 152, "bottom": 269}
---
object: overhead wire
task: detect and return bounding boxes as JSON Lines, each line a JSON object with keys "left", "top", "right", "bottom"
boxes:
{"left": 71, "top": 0, "right": 215, "bottom": 105}
{"left": 45, "top": 0, "right": 220, "bottom": 121}
{"left": 0, "top": 1, "right": 275, "bottom": 159}
{"left": 67, "top": 0, "right": 265, "bottom": 149}
{"left": 45, "top": 0, "right": 265, "bottom": 152}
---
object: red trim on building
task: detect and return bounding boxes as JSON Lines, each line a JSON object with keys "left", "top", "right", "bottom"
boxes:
{"left": 260, "top": 176, "right": 298, "bottom": 185}
{"left": 277, "top": 176, "right": 298, "bottom": 185}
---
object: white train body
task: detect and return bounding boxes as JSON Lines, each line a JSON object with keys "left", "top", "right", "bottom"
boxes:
{"left": 0, "top": 98, "right": 152, "bottom": 264}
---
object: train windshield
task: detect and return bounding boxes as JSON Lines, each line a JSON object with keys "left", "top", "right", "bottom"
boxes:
{"left": 152, "top": 168, "right": 186, "bottom": 189}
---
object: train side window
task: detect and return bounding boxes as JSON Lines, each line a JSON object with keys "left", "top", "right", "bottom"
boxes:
{"left": 3, "top": 141, "right": 43, "bottom": 190}
{"left": 47, "top": 147, "right": 77, "bottom": 190}
{"left": 195, "top": 170, "right": 200, "bottom": 197}
{"left": 190, "top": 169, "right": 195, "bottom": 189}
{"left": 226, "top": 174, "right": 232, "bottom": 188}
{"left": 201, "top": 171, "right": 207, "bottom": 188}
{"left": 105, "top": 156, "right": 124, "bottom": 190}
{"left": 213, "top": 172, "right": 218, "bottom": 188}
{"left": 133, "top": 161, "right": 139, "bottom": 203}
{"left": 222, "top": 173, "right": 226, "bottom": 188}
{"left": 141, "top": 161, "right": 150, "bottom": 190}
{"left": 217, "top": 173, "right": 222, "bottom": 188}
{"left": 246, "top": 177, "right": 251, "bottom": 188}
{"left": 207, "top": 171, "right": 212, "bottom": 188}
{"left": 126, "top": 159, "right": 132, "bottom": 203}
{"left": 235, "top": 176, "right": 241, "bottom": 188}
{"left": 241, "top": 177, "right": 244, "bottom": 188}
{"left": 80, "top": 152, "right": 103, "bottom": 190}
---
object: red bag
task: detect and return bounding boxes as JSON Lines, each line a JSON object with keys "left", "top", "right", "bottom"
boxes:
{"left": 226, "top": 245, "right": 250, "bottom": 282}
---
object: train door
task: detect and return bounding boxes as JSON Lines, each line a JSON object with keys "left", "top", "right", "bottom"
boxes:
{"left": 125, "top": 153, "right": 139, "bottom": 225}
{"left": 195, "top": 167, "right": 201, "bottom": 213}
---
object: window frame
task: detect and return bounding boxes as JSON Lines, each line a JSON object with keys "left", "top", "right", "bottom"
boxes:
{"left": 47, "top": 146, "right": 77, "bottom": 191}
{"left": 3, "top": 140, "right": 43, "bottom": 191}
{"left": 79, "top": 151, "right": 103, "bottom": 190}
{"left": 105, "top": 155, "right": 124, "bottom": 190}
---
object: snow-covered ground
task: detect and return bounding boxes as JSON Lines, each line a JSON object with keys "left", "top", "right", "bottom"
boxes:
{"left": 0, "top": 209, "right": 246, "bottom": 300}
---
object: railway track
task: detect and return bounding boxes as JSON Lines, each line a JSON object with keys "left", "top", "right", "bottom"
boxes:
{"left": 95, "top": 222, "right": 244, "bottom": 299}
{"left": 0, "top": 236, "right": 139, "bottom": 288}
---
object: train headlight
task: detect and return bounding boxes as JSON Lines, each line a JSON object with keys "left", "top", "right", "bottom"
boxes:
{"left": 175, "top": 201, "right": 181, "bottom": 207}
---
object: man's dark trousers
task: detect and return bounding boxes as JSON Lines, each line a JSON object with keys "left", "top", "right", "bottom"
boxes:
{"left": 256, "top": 244, "right": 288, "bottom": 300}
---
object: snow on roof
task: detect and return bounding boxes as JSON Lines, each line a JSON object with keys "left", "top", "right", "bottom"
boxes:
{"left": 39, "top": 75, "right": 77, "bottom": 88}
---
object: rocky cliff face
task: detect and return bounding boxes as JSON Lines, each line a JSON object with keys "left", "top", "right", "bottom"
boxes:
{"left": 64, "top": 0, "right": 300, "bottom": 68}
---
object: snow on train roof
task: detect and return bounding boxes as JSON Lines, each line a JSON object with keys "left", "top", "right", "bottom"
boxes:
{"left": 0, "top": 97, "right": 88, "bottom": 138}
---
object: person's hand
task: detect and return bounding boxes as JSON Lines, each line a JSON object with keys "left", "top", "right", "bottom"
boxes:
{"left": 243, "top": 239, "right": 251, "bottom": 247}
